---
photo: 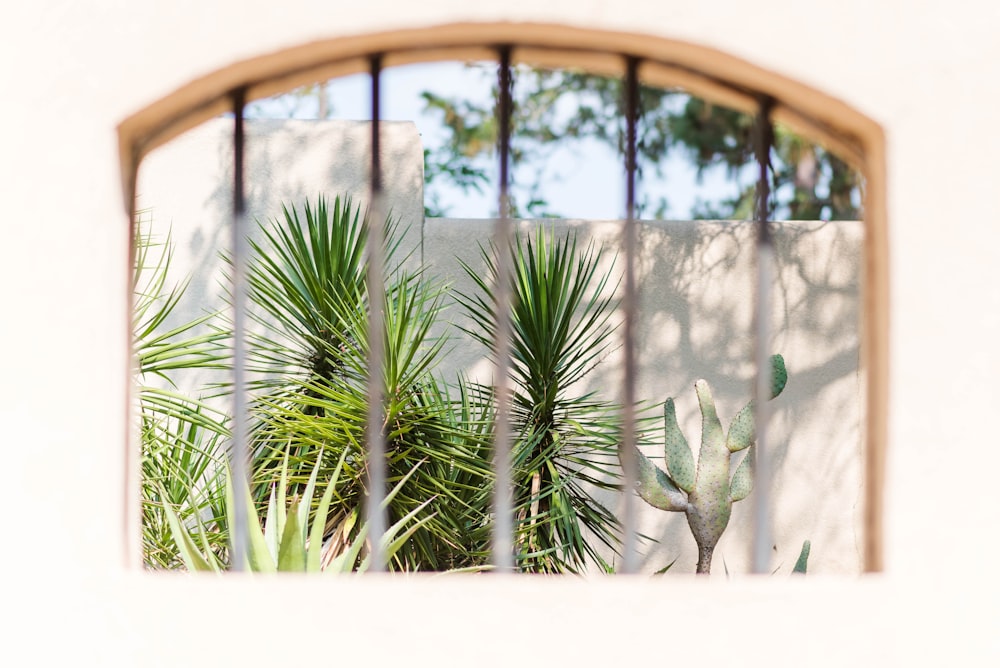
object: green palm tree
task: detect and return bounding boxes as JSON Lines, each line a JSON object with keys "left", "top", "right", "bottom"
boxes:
{"left": 457, "top": 228, "right": 622, "bottom": 572}
{"left": 134, "top": 215, "right": 229, "bottom": 568}
{"left": 239, "top": 196, "right": 493, "bottom": 571}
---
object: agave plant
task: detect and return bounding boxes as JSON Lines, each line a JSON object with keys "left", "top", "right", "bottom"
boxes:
{"left": 134, "top": 214, "right": 229, "bottom": 568}
{"left": 160, "top": 447, "right": 434, "bottom": 572}
{"left": 236, "top": 196, "right": 493, "bottom": 571}
{"left": 456, "top": 227, "right": 622, "bottom": 573}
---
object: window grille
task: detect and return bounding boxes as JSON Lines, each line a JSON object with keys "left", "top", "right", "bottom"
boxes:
{"left": 129, "top": 38, "right": 879, "bottom": 574}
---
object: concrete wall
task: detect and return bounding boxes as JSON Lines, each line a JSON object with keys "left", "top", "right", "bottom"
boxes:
{"left": 429, "top": 217, "right": 864, "bottom": 574}
{"left": 4, "top": 1, "right": 1000, "bottom": 665}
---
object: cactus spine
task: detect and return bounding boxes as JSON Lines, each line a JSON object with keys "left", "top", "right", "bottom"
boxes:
{"left": 624, "top": 354, "right": 787, "bottom": 574}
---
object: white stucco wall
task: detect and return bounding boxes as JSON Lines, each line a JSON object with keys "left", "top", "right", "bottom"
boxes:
{"left": 3, "top": 1, "right": 1000, "bottom": 665}
{"left": 136, "top": 117, "right": 425, "bottom": 394}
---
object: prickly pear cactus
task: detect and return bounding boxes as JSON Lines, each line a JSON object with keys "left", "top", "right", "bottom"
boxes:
{"left": 623, "top": 354, "right": 787, "bottom": 574}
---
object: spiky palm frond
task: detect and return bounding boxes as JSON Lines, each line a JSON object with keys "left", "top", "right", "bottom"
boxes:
{"left": 241, "top": 196, "right": 492, "bottom": 571}
{"left": 456, "top": 228, "right": 622, "bottom": 573}
{"left": 134, "top": 216, "right": 229, "bottom": 569}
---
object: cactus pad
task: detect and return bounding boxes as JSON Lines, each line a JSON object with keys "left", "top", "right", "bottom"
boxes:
{"left": 620, "top": 354, "right": 787, "bottom": 574}
{"left": 663, "top": 399, "right": 696, "bottom": 493}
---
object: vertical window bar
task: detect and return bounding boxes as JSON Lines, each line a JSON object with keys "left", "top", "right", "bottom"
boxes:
{"left": 751, "top": 95, "right": 776, "bottom": 574}
{"left": 366, "top": 55, "right": 388, "bottom": 572}
{"left": 229, "top": 88, "right": 250, "bottom": 572}
{"left": 491, "top": 46, "right": 515, "bottom": 572}
{"left": 620, "top": 56, "right": 641, "bottom": 575}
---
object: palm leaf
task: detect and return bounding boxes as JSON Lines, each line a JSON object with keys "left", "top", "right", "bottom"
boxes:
{"left": 456, "top": 227, "right": 623, "bottom": 572}
{"left": 235, "top": 195, "right": 493, "bottom": 571}
{"left": 134, "top": 214, "right": 230, "bottom": 569}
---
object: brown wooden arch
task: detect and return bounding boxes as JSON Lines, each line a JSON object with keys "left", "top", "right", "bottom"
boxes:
{"left": 119, "top": 21, "right": 887, "bottom": 571}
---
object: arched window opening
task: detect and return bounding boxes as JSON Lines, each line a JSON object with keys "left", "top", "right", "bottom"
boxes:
{"left": 126, "top": 31, "right": 885, "bottom": 575}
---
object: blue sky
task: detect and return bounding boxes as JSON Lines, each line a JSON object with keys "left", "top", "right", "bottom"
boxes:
{"left": 248, "top": 61, "right": 743, "bottom": 220}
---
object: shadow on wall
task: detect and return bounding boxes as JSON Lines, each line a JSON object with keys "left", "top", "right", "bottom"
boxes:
{"left": 427, "top": 217, "right": 864, "bottom": 575}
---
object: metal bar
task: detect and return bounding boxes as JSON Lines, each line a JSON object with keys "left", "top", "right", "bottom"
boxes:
{"left": 366, "top": 54, "right": 388, "bottom": 572}
{"left": 620, "top": 56, "right": 640, "bottom": 575}
{"left": 751, "top": 95, "right": 775, "bottom": 574}
{"left": 491, "top": 46, "right": 515, "bottom": 572}
{"left": 229, "top": 88, "right": 250, "bottom": 572}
